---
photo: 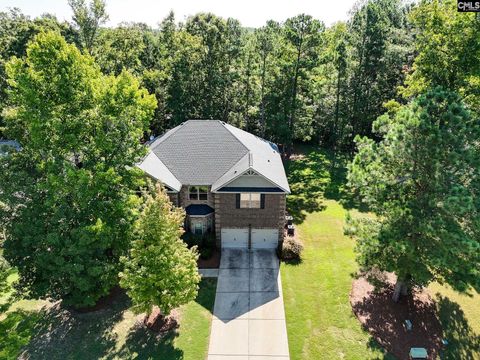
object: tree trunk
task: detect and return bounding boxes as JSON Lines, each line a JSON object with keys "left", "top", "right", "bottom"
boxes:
{"left": 392, "top": 274, "right": 410, "bottom": 302}
{"left": 288, "top": 34, "right": 304, "bottom": 150}
{"left": 260, "top": 55, "right": 267, "bottom": 136}
{"left": 392, "top": 279, "right": 404, "bottom": 302}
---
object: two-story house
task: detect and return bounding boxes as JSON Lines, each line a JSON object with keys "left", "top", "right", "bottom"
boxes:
{"left": 138, "top": 120, "right": 290, "bottom": 249}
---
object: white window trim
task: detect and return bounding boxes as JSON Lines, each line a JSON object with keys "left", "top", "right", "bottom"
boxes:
{"left": 240, "top": 193, "right": 261, "bottom": 208}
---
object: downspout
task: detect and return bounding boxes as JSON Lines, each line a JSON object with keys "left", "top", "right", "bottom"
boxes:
{"left": 248, "top": 224, "right": 252, "bottom": 250}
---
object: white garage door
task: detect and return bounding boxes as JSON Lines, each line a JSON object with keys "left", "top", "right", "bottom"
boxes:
{"left": 221, "top": 228, "right": 249, "bottom": 248}
{"left": 252, "top": 228, "right": 279, "bottom": 249}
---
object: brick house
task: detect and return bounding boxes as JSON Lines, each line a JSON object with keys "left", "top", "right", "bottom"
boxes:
{"left": 138, "top": 120, "right": 290, "bottom": 249}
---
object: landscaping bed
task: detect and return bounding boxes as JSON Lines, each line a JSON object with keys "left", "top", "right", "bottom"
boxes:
{"left": 350, "top": 273, "right": 443, "bottom": 359}
{"left": 197, "top": 247, "right": 220, "bottom": 268}
{"left": 183, "top": 232, "right": 219, "bottom": 268}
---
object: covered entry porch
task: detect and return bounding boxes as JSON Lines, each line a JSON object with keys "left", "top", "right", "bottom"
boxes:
{"left": 185, "top": 204, "right": 214, "bottom": 235}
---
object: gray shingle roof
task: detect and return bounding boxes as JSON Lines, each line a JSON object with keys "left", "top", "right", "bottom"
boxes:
{"left": 139, "top": 120, "right": 290, "bottom": 193}
{"left": 151, "top": 120, "right": 249, "bottom": 185}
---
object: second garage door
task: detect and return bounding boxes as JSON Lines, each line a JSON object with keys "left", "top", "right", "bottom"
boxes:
{"left": 252, "top": 228, "right": 279, "bottom": 249}
{"left": 221, "top": 228, "right": 248, "bottom": 248}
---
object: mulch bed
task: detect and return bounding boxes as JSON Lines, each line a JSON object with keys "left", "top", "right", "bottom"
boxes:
{"left": 144, "top": 307, "right": 179, "bottom": 333}
{"left": 197, "top": 247, "right": 220, "bottom": 268}
{"left": 350, "top": 272, "right": 443, "bottom": 360}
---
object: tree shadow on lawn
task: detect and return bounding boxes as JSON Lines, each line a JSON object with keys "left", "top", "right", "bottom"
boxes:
{"left": 17, "top": 279, "right": 216, "bottom": 360}
{"left": 351, "top": 276, "right": 443, "bottom": 359}
{"left": 20, "top": 291, "right": 130, "bottom": 360}
{"left": 193, "top": 278, "right": 216, "bottom": 313}
{"left": 285, "top": 149, "right": 329, "bottom": 224}
{"left": 112, "top": 322, "right": 183, "bottom": 360}
{"left": 285, "top": 145, "right": 368, "bottom": 224}
{"left": 322, "top": 150, "right": 369, "bottom": 212}
{"left": 0, "top": 309, "right": 42, "bottom": 360}
{"left": 434, "top": 294, "right": 480, "bottom": 360}
{"left": 351, "top": 275, "right": 480, "bottom": 360}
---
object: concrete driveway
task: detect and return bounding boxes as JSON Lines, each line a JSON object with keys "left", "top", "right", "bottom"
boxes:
{"left": 207, "top": 249, "right": 290, "bottom": 360}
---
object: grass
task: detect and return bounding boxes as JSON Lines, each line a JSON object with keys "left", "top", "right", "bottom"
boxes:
{"left": 281, "top": 144, "right": 480, "bottom": 360}
{"left": 0, "top": 277, "right": 216, "bottom": 360}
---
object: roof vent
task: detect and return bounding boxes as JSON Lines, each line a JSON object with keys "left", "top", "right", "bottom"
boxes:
{"left": 248, "top": 152, "right": 253, "bottom": 167}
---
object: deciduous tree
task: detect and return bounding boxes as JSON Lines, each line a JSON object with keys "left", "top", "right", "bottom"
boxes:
{"left": 0, "top": 31, "right": 156, "bottom": 307}
{"left": 69, "top": 0, "right": 108, "bottom": 53}
{"left": 119, "top": 185, "right": 200, "bottom": 319}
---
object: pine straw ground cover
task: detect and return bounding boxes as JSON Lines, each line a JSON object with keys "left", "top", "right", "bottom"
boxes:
{"left": 350, "top": 273, "right": 443, "bottom": 359}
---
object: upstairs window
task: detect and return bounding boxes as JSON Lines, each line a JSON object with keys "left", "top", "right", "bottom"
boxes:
{"left": 189, "top": 186, "right": 208, "bottom": 200}
{"left": 239, "top": 193, "right": 261, "bottom": 208}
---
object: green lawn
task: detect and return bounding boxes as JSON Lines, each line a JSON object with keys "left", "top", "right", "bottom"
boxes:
{"left": 0, "top": 278, "right": 216, "bottom": 360}
{"left": 281, "top": 145, "right": 480, "bottom": 360}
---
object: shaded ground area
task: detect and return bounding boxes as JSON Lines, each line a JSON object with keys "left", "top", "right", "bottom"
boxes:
{"left": 433, "top": 293, "right": 480, "bottom": 360}
{"left": 198, "top": 248, "right": 220, "bottom": 269}
{"left": 0, "top": 278, "right": 217, "bottom": 360}
{"left": 350, "top": 273, "right": 443, "bottom": 360}
{"left": 284, "top": 144, "right": 366, "bottom": 224}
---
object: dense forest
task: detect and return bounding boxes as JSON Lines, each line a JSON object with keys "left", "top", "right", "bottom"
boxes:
{"left": 1, "top": 0, "right": 477, "bottom": 151}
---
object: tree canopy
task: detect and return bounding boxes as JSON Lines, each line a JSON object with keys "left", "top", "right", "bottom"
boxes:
{"left": 0, "top": 30, "right": 156, "bottom": 307}
{"left": 347, "top": 88, "right": 480, "bottom": 301}
{"left": 120, "top": 185, "right": 200, "bottom": 316}
{"left": 0, "top": 0, "right": 478, "bottom": 309}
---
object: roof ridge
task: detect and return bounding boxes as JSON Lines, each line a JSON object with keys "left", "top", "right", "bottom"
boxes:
{"left": 219, "top": 121, "right": 251, "bottom": 154}
{"left": 211, "top": 153, "right": 250, "bottom": 190}
{"left": 149, "top": 122, "right": 184, "bottom": 150}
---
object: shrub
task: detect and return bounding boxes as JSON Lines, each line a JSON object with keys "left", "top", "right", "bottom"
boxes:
{"left": 202, "top": 232, "right": 216, "bottom": 249}
{"left": 199, "top": 247, "right": 213, "bottom": 260}
{"left": 182, "top": 232, "right": 202, "bottom": 249}
{"left": 280, "top": 236, "right": 303, "bottom": 261}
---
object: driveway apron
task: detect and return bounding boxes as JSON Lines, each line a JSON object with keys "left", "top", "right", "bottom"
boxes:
{"left": 207, "top": 249, "right": 290, "bottom": 360}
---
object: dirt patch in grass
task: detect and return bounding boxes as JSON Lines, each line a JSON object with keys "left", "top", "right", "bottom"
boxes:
{"left": 350, "top": 273, "right": 443, "bottom": 359}
{"left": 197, "top": 248, "right": 220, "bottom": 268}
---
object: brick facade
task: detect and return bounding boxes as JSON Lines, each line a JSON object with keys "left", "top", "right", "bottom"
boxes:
{"left": 214, "top": 193, "right": 286, "bottom": 246}
{"left": 178, "top": 186, "right": 215, "bottom": 208}
{"left": 169, "top": 186, "right": 286, "bottom": 248}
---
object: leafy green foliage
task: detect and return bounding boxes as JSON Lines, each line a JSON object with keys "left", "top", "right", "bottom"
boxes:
{"left": 348, "top": 88, "right": 480, "bottom": 292}
{"left": 68, "top": 0, "right": 108, "bottom": 52}
{"left": 0, "top": 256, "right": 10, "bottom": 297}
{"left": 401, "top": 0, "right": 480, "bottom": 113}
{"left": 346, "top": 0, "right": 413, "bottom": 141}
{"left": 0, "top": 31, "right": 156, "bottom": 307}
{"left": 0, "top": 309, "right": 41, "bottom": 359}
{"left": 0, "top": 9, "right": 78, "bottom": 137}
{"left": 120, "top": 185, "right": 200, "bottom": 316}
